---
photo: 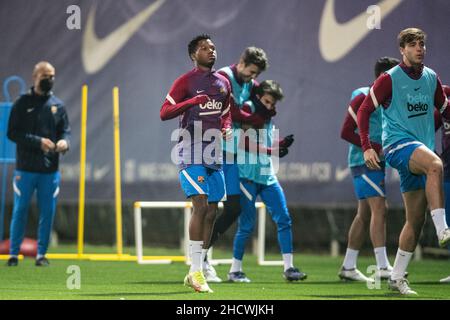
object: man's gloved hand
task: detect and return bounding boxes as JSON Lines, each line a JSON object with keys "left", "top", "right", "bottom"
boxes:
{"left": 267, "top": 146, "right": 289, "bottom": 157}
{"left": 279, "top": 147, "right": 289, "bottom": 158}
{"left": 279, "top": 134, "right": 294, "bottom": 148}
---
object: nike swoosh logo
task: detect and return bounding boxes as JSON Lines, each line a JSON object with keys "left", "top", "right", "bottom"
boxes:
{"left": 414, "top": 87, "right": 421, "bottom": 91}
{"left": 319, "top": 0, "right": 403, "bottom": 62}
{"left": 196, "top": 90, "right": 205, "bottom": 94}
{"left": 82, "top": 0, "right": 166, "bottom": 74}
{"left": 27, "top": 108, "right": 34, "bottom": 113}
{"left": 335, "top": 166, "right": 350, "bottom": 182}
{"left": 93, "top": 165, "right": 110, "bottom": 181}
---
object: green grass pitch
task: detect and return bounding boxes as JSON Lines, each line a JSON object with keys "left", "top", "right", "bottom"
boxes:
{"left": 0, "top": 245, "right": 449, "bottom": 300}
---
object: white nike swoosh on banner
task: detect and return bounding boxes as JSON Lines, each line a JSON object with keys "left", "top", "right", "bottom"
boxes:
{"left": 93, "top": 165, "right": 110, "bottom": 181}
{"left": 82, "top": 0, "right": 166, "bottom": 74}
{"left": 335, "top": 166, "right": 350, "bottom": 182}
{"left": 319, "top": 0, "right": 403, "bottom": 62}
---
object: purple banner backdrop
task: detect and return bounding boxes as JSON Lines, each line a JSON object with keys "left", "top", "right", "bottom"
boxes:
{"left": 0, "top": 0, "right": 449, "bottom": 205}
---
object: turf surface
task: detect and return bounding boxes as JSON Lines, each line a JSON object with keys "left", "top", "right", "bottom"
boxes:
{"left": 0, "top": 245, "right": 449, "bottom": 300}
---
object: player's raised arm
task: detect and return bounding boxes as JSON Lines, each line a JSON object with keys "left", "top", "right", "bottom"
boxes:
{"left": 160, "top": 75, "right": 209, "bottom": 121}
{"left": 230, "top": 99, "right": 266, "bottom": 127}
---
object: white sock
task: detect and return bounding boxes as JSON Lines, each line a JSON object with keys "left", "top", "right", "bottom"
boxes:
{"left": 374, "top": 247, "right": 390, "bottom": 269}
{"left": 343, "top": 248, "right": 359, "bottom": 270}
{"left": 282, "top": 253, "right": 294, "bottom": 271}
{"left": 431, "top": 208, "right": 448, "bottom": 236}
{"left": 10, "top": 254, "right": 18, "bottom": 259}
{"left": 230, "top": 258, "right": 242, "bottom": 273}
{"left": 36, "top": 254, "right": 45, "bottom": 260}
{"left": 391, "top": 249, "right": 413, "bottom": 280}
{"left": 189, "top": 240, "right": 203, "bottom": 273}
{"left": 201, "top": 249, "right": 208, "bottom": 269}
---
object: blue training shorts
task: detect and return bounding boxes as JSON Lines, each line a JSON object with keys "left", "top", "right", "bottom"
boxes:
{"left": 179, "top": 165, "right": 226, "bottom": 202}
{"left": 384, "top": 139, "right": 425, "bottom": 193}
{"left": 351, "top": 165, "right": 386, "bottom": 200}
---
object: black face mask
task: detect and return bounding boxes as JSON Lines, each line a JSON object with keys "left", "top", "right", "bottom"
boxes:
{"left": 39, "top": 77, "right": 54, "bottom": 94}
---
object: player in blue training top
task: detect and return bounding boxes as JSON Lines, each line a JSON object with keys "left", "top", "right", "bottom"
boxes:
{"left": 227, "top": 80, "right": 307, "bottom": 283}
{"left": 358, "top": 28, "right": 450, "bottom": 295}
{"left": 201, "top": 47, "right": 272, "bottom": 282}
{"left": 338, "top": 57, "right": 399, "bottom": 283}
{"left": 160, "top": 34, "right": 232, "bottom": 293}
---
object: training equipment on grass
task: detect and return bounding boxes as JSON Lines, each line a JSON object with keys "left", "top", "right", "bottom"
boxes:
{"left": 134, "top": 201, "right": 283, "bottom": 266}
{"left": 48, "top": 86, "right": 131, "bottom": 261}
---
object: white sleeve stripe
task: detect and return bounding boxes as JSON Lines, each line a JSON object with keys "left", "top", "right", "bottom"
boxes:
{"left": 370, "top": 87, "right": 379, "bottom": 108}
{"left": 347, "top": 106, "right": 357, "bottom": 123}
{"left": 221, "top": 105, "right": 230, "bottom": 116}
{"left": 440, "top": 97, "right": 448, "bottom": 114}
{"left": 166, "top": 94, "right": 176, "bottom": 105}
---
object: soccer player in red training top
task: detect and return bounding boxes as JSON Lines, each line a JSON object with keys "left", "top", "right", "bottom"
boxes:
{"left": 160, "top": 34, "right": 232, "bottom": 293}
{"left": 338, "top": 57, "right": 399, "bottom": 283}
{"left": 357, "top": 28, "right": 450, "bottom": 295}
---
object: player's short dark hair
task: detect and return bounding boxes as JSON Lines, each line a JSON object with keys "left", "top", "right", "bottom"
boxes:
{"left": 188, "top": 34, "right": 211, "bottom": 61}
{"left": 255, "top": 80, "right": 284, "bottom": 101}
{"left": 374, "top": 56, "right": 400, "bottom": 78}
{"left": 240, "top": 47, "right": 268, "bottom": 72}
{"left": 397, "top": 28, "right": 427, "bottom": 48}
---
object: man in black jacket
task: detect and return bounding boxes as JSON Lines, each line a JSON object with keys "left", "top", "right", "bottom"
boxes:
{"left": 6, "top": 61, "right": 70, "bottom": 267}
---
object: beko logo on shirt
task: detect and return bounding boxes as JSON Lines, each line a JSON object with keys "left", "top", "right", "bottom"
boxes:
{"left": 199, "top": 99, "right": 222, "bottom": 110}
{"left": 406, "top": 93, "right": 430, "bottom": 117}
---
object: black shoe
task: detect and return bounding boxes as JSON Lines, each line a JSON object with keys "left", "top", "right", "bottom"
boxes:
{"left": 283, "top": 267, "right": 307, "bottom": 281}
{"left": 6, "top": 257, "right": 18, "bottom": 267}
{"left": 35, "top": 257, "right": 50, "bottom": 267}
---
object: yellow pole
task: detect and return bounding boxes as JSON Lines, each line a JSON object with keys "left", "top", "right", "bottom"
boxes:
{"left": 77, "top": 85, "right": 88, "bottom": 257}
{"left": 113, "top": 87, "right": 123, "bottom": 256}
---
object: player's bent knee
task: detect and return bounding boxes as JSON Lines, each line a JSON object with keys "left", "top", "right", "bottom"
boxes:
{"left": 192, "top": 202, "right": 208, "bottom": 216}
{"left": 276, "top": 216, "right": 292, "bottom": 230}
